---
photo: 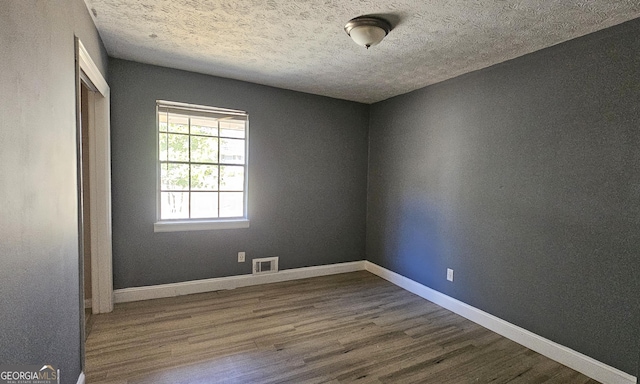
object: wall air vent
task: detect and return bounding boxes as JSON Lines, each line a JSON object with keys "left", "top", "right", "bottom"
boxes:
{"left": 252, "top": 257, "right": 279, "bottom": 275}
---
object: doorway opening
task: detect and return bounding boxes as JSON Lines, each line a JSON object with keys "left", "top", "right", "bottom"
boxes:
{"left": 75, "top": 37, "right": 113, "bottom": 375}
{"left": 80, "top": 81, "right": 93, "bottom": 336}
{"left": 76, "top": 38, "right": 113, "bottom": 316}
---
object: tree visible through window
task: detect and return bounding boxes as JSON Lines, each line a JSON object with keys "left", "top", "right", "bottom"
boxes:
{"left": 157, "top": 101, "right": 248, "bottom": 221}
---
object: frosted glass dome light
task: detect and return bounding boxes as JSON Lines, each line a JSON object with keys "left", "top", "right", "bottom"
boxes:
{"left": 345, "top": 16, "right": 392, "bottom": 49}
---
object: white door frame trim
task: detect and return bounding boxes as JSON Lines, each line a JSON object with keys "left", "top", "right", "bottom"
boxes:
{"left": 77, "top": 40, "right": 113, "bottom": 314}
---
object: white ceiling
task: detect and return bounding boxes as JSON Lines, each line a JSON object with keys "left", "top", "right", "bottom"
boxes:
{"left": 85, "top": 0, "right": 640, "bottom": 104}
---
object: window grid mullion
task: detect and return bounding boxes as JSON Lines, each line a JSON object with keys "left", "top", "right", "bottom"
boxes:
{"left": 162, "top": 111, "right": 168, "bottom": 218}
{"left": 161, "top": 191, "right": 242, "bottom": 195}
{"left": 217, "top": 120, "right": 221, "bottom": 218}
{"left": 160, "top": 160, "right": 242, "bottom": 167}
{"left": 166, "top": 132, "right": 243, "bottom": 140}
{"left": 243, "top": 138, "right": 246, "bottom": 217}
{"left": 188, "top": 117, "right": 192, "bottom": 219}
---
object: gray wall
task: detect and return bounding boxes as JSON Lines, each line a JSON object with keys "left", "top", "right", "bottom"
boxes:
{"left": 0, "top": 1, "right": 107, "bottom": 383}
{"left": 109, "top": 59, "right": 369, "bottom": 289}
{"left": 367, "top": 19, "right": 640, "bottom": 374}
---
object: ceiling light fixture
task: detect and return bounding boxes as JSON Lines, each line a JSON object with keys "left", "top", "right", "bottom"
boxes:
{"left": 344, "top": 16, "right": 392, "bottom": 49}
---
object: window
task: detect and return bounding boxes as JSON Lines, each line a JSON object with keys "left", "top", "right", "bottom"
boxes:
{"left": 154, "top": 100, "right": 249, "bottom": 232}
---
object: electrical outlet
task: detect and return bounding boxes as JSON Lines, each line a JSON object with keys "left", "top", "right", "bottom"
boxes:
{"left": 238, "top": 252, "right": 245, "bottom": 262}
{"left": 447, "top": 268, "right": 454, "bottom": 282}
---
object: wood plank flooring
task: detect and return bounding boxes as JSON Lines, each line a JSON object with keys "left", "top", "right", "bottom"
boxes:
{"left": 85, "top": 271, "right": 599, "bottom": 383}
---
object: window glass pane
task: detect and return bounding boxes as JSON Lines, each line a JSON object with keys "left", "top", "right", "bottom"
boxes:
{"left": 220, "top": 138, "right": 245, "bottom": 164}
{"left": 168, "top": 133, "right": 189, "bottom": 162}
{"left": 220, "top": 121, "right": 245, "bottom": 138}
{"left": 159, "top": 112, "right": 168, "bottom": 132}
{"left": 191, "top": 117, "right": 218, "bottom": 136}
{"left": 168, "top": 113, "right": 189, "bottom": 133}
{"left": 161, "top": 163, "right": 189, "bottom": 190}
{"left": 220, "top": 166, "right": 244, "bottom": 191}
{"left": 161, "top": 192, "right": 189, "bottom": 219}
{"left": 191, "top": 136, "right": 218, "bottom": 163}
{"left": 191, "top": 164, "right": 218, "bottom": 191}
{"left": 191, "top": 192, "right": 218, "bottom": 218}
{"left": 159, "top": 133, "right": 168, "bottom": 162}
{"left": 158, "top": 102, "right": 248, "bottom": 222}
{"left": 220, "top": 192, "right": 243, "bottom": 217}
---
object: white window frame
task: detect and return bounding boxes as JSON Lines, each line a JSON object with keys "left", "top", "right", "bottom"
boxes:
{"left": 153, "top": 100, "right": 250, "bottom": 232}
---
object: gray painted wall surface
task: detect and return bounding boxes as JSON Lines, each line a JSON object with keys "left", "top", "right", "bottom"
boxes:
{"left": 367, "top": 19, "right": 640, "bottom": 374}
{"left": 109, "top": 59, "right": 369, "bottom": 289}
{"left": 0, "top": 1, "right": 107, "bottom": 383}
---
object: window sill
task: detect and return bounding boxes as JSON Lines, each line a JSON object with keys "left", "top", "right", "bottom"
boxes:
{"left": 154, "top": 219, "right": 250, "bottom": 233}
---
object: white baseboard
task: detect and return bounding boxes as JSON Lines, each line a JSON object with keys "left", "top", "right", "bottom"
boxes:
{"left": 364, "top": 261, "right": 636, "bottom": 384}
{"left": 114, "top": 261, "right": 365, "bottom": 303}
{"left": 76, "top": 372, "right": 85, "bottom": 384}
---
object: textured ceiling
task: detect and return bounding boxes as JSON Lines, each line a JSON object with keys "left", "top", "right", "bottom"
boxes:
{"left": 85, "top": 0, "right": 640, "bottom": 103}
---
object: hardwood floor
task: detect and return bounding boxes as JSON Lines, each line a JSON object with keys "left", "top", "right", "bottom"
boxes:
{"left": 85, "top": 271, "right": 599, "bottom": 383}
